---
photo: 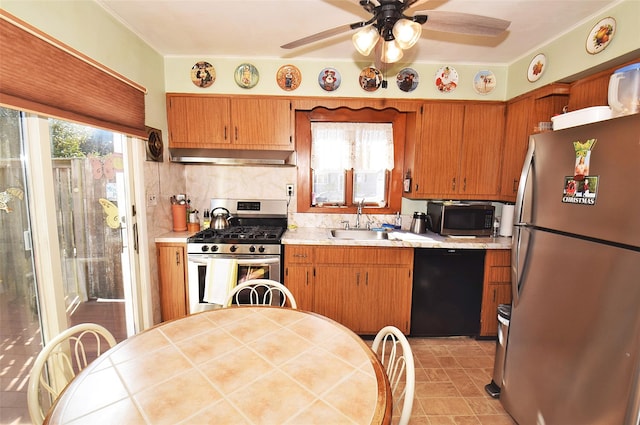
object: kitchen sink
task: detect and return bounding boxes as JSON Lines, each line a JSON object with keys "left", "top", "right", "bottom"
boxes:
{"left": 329, "top": 229, "right": 389, "bottom": 240}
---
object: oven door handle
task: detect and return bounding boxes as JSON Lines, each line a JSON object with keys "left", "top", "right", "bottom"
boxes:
{"left": 188, "top": 257, "right": 280, "bottom": 265}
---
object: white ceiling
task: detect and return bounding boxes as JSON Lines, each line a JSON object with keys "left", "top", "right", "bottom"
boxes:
{"left": 98, "top": 0, "right": 618, "bottom": 65}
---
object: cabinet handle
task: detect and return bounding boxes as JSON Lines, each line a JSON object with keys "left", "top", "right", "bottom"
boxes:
{"left": 293, "top": 253, "right": 307, "bottom": 258}
{"left": 463, "top": 177, "right": 467, "bottom": 191}
{"left": 512, "top": 178, "right": 518, "bottom": 193}
{"left": 175, "top": 251, "right": 180, "bottom": 266}
{"left": 356, "top": 271, "right": 360, "bottom": 286}
{"left": 234, "top": 127, "right": 238, "bottom": 141}
{"left": 452, "top": 177, "right": 456, "bottom": 191}
{"left": 365, "top": 271, "right": 368, "bottom": 286}
{"left": 224, "top": 126, "right": 227, "bottom": 140}
{"left": 305, "top": 270, "right": 309, "bottom": 286}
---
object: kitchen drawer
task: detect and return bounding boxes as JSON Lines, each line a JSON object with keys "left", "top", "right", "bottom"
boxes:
{"left": 284, "top": 246, "right": 314, "bottom": 264}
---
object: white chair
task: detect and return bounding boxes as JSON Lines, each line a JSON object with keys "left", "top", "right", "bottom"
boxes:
{"left": 372, "top": 326, "right": 415, "bottom": 425}
{"left": 27, "top": 323, "right": 117, "bottom": 425}
{"left": 225, "top": 279, "right": 298, "bottom": 308}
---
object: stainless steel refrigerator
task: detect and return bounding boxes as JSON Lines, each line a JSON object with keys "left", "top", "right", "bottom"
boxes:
{"left": 501, "top": 113, "right": 640, "bottom": 425}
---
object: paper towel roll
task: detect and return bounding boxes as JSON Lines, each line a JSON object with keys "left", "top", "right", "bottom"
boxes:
{"left": 499, "top": 204, "right": 515, "bottom": 237}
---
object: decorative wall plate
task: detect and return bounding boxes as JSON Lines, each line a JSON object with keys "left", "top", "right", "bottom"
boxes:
{"left": 234, "top": 63, "right": 259, "bottom": 89}
{"left": 586, "top": 17, "right": 616, "bottom": 54}
{"left": 276, "top": 65, "right": 301, "bottom": 91}
{"left": 527, "top": 53, "right": 546, "bottom": 82}
{"left": 473, "top": 70, "right": 496, "bottom": 95}
{"left": 318, "top": 67, "right": 341, "bottom": 91}
{"left": 145, "top": 126, "right": 163, "bottom": 162}
{"left": 396, "top": 68, "right": 419, "bottom": 92}
{"left": 434, "top": 66, "right": 458, "bottom": 93}
{"left": 190, "top": 61, "right": 215, "bottom": 88}
{"left": 359, "top": 66, "right": 382, "bottom": 92}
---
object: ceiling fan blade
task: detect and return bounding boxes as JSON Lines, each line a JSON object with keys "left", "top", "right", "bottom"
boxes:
{"left": 281, "top": 23, "right": 361, "bottom": 49}
{"left": 416, "top": 10, "right": 511, "bottom": 36}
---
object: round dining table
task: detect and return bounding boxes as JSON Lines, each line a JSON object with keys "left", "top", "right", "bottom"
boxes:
{"left": 45, "top": 306, "right": 392, "bottom": 424}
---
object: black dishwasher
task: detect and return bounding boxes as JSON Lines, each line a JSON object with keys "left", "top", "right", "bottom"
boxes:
{"left": 410, "top": 249, "right": 485, "bottom": 337}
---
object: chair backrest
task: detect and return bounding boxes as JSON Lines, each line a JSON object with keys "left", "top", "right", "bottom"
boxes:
{"left": 371, "top": 325, "right": 415, "bottom": 425}
{"left": 27, "top": 323, "right": 117, "bottom": 425}
{"left": 225, "top": 279, "right": 298, "bottom": 308}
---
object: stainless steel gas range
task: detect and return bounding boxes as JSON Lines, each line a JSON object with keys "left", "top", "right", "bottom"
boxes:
{"left": 186, "top": 198, "right": 287, "bottom": 313}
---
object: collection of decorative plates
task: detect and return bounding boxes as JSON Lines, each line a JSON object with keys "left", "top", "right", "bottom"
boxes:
{"left": 526, "top": 16, "right": 616, "bottom": 83}
{"left": 190, "top": 61, "right": 500, "bottom": 95}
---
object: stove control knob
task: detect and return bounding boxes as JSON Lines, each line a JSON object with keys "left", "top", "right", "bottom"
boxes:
{"left": 249, "top": 245, "right": 256, "bottom": 253}
{"left": 258, "top": 246, "right": 266, "bottom": 253}
{"left": 201, "top": 245, "right": 209, "bottom": 253}
{"left": 211, "top": 245, "right": 219, "bottom": 252}
{"left": 230, "top": 245, "right": 237, "bottom": 253}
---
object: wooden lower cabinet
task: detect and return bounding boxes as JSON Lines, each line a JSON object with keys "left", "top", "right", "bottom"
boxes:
{"left": 156, "top": 242, "right": 188, "bottom": 321}
{"left": 284, "top": 245, "right": 413, "bottom": 334}
{"left": 480, "top": 249, "right": 512, "bottom": 336}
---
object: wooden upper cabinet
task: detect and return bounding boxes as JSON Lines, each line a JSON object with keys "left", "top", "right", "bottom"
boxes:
{"left": 500, "top": 84, "right": 569, "bottom": 201}
{"left": 409, "top": 102, "right": 504, "bottom": 199}
{"left": 167, "top": 95, "right": 229, "bottom": 148}
{"left": 166, "top": 94, "right": 293, "bottom": 150}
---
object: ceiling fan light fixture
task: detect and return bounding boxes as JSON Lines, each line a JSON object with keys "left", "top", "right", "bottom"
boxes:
{"left": 381, "top": 38, "right": 403, "bottom": 63}
{"left": 392, "top": 18, "right": 422, "bottom": 49}
{"left": 352, "top": 25, "right": 379, "bottom": 56}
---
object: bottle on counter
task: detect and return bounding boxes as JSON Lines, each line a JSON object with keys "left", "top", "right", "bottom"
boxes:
{"left": 203, "top": 209, "right": 210, "bottom": 229}
{"left": 493, "top": 216, "right": 500, "bottom": 237}
{"left": 394, "top": 212, "right": 402, "bottom": 229}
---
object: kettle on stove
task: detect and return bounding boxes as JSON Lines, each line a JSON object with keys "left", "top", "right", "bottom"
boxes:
{"left": 211, "top": 207, "right": 232, "bottom": 230}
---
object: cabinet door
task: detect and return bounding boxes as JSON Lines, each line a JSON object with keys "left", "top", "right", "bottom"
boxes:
{"left": 501, "top": 96, "right": 534, "bottom": 200}
{"left": 314, "top": 265, "right": 355, "bottom": 325}
{"left": 356, "top": 267, "right": 412, "bottom": 334}
{"left": 284, "top": 265, "right": 314, "bottom": 311}
{"left": 480, "top": 249, "right": 512, "bottom": 336}
{"left": 459, "top": 103, "right": 505, "bottom": 197}
{"left": 231, "top": 98, "right": 292, "bottom": 149}
{"left": 166, "top": 95, "right": 230, "bottom": 147}
{"left": 157, "top": 243, "right": 188, "bottom": 321}
{"left": 413, "top": 103, "right": 464, "bottom": 197}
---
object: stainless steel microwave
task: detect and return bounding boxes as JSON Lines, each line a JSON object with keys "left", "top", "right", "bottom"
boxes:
{"left": 426, "top": 202, "right": 495, "bottom": 236}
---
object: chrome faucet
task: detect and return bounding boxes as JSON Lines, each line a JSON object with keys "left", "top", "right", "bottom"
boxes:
{"left": 355, "top": 198, "right": 364, "bottom": 228}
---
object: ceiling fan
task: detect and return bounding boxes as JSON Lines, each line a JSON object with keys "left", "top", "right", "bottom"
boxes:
{"left": 281, "top": 0, "right": 511, "bottom": 64}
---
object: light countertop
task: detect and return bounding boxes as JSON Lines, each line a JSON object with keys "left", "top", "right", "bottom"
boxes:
{"left": 282, "top": 227, "right": 512, "bottom": 249}
{"left": 155, "top": 228, "right": 512, "bottom": 249}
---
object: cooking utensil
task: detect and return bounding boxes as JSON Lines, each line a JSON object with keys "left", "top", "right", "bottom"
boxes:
{"left": 211, "top": 207, "right": 232, "bottom": 230}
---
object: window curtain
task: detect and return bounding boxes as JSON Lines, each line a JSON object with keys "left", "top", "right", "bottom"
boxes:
{"left": 0, "top": 11, "right": 147, "bottom": 138}
{"left": 311, "top": 122, "right": 394, "bottom": 171}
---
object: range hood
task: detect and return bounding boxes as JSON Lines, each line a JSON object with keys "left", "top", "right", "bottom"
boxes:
{"left": 169, "top": 148, "right": 296, "bottom": 166}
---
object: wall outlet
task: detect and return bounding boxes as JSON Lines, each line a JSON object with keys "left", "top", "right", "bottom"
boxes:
{"left": 147, "top": 193, "right": 158, "bottom": 206}
{"left": 286, "top": 184, "right": 294, "bottom": 197}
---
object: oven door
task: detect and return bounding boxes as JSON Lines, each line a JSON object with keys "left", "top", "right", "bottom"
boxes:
{"left": 187, "top": 254, "right": 282, "bottom": 313}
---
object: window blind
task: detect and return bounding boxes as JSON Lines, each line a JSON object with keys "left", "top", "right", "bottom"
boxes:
{"left": 0, "top": 11, "right": 146, "bottom": 138}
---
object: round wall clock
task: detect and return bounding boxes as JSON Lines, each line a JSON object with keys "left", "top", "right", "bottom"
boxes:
{"left": 234, "top": 63, "right": 259, "bottom": 89}
{"left": 586, "top": 17, "right": 616, "bottom": 55}
{"left": 276, "top": 65, "right": 302, "bottom": 91}
{"left": 190, "top": 61, "right": 215, "bottom": 88}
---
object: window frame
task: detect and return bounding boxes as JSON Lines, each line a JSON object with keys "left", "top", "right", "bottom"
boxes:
{"left": 296, "top": 107, "right": 406, "bottom": 214}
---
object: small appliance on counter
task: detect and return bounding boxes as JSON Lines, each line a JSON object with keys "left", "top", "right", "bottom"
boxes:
{"left": 426, "top": 202, "right": 494, "bottom": 237}
{"left": 608, "top": 62, "right": 640, "bottom": 117}
{"left": 409, "top": 212, "right": 427, "bottom": 234}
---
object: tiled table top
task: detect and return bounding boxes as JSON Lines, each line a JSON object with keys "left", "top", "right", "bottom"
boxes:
{"left": 46, "top": 307, "right": 391, "bottom": 424}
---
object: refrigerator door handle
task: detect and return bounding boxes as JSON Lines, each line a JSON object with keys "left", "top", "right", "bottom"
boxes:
{"left": 512, "top": 137, "right": 535, "bottom": 306}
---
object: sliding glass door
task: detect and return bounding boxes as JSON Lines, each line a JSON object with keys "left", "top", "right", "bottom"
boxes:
{"left": 0, "top": 106, "right": 148, "bottom": 423}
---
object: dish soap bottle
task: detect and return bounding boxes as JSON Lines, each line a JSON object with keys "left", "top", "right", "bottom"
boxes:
{"left": 203, "top": 208, "right": 210, "bottom": 229}
{"left": 394, "top": 212, "right": 402, "bottom": 229}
